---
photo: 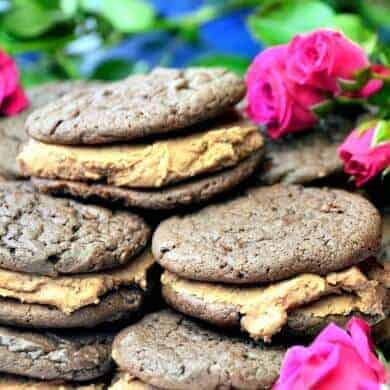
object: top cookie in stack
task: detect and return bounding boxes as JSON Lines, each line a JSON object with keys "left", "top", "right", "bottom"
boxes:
{"left": 18, "top": 68, "right": 264, "bottom": 210}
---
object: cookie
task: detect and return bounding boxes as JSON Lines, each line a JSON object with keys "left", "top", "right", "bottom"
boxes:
{"left": 0, "top": 248, "right": 154, "bottom": 315}
{"left": 26, "top": 68, "right": 245, "bottom": 145}
{"left": 0, "top": 182, "right": 150, "bottom": 276}
{"left": 0, "top": 287, "right": 145, "bottom": 329}
{"left": 161, "top": 260, "right": 388, "bottom": 341}
{"left": 112, "top": 310, "right": 285, "bottom": 390}
{"left": 0, "top": 81, "right": 92, "bottom": 179}
{"left": 0, "top": 375, "right": 104, "bottom": 389}
{"left": 153, "top": 185, "right": 381, "bottom": 284}
{"left": 31, "top": 151, "right": 263, "bottom": 210}
{"left": 259, "top": 128, "right": 347, "bottom": 185}
{"left": 19, "top": 122, "right": 263, "bottom": 189}
{"left": 0, "top": 327, "right": 113, "bottom": 381}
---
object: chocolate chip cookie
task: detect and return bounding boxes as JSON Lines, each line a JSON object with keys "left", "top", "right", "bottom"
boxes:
{"left": 26, "top": 68, "right": 245, "bottom": 145}
{"left": 153, "top": 185, "right": 381, "bottom": 284}
{"left": 113, "top": 310, "right": 285, "bottom": 390}
{"left": 0, "top": 182, "right": 150, "bottom": 276}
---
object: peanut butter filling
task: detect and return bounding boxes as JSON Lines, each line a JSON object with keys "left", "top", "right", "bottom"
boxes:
{"left": 0, "top": 250, "right": 154, "bottom": 314}
{"left": 109, "top": 373, "right": 153, "bottom": 390}
{"left": 18, "top": 124, "right": 263, "bottom": 189}
{"left": 162, "top": 263, "right": 387, "bottom": 342}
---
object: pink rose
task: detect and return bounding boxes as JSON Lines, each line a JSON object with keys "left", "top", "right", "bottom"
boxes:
{"left": 274, "top": 318, "right": 388, "bottom": 390}
{"left": 359, "top": 64, "right": 390, "bottom": 98}
{"left": 338, "top": 122, "right": 390, "bottom": 186}
{"left": 245, "top": 45, "right": 325, "bottom": 139}
{"left": 286, "top": 29, "right": 369, "bottom": 93}
{"left": 0, "top": 49, "right": 28, "bottom": 116}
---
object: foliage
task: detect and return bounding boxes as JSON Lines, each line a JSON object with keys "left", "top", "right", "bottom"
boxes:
{"left": 0, "top": 0, "right": 388, "bottom": 86}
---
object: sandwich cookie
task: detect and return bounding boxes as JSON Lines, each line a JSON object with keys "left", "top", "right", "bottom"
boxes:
{"left": 20, "top": 69, "right": 263, "bottom": 210}
{"left": 112, "top": 310, "right": 286, "bottom": 390}
{"left": 0, "top": 248, "right": 155, "bottom": 328}
{"left": 0, "top": 182, "right": 150, "bottom": 276}
{"left": 20, "top": 120, "right": 264, "bottom": 210}
{"left": 153, "top": 185, "right": 381, "bottom": 284}
{"left": 0, "top": 81, "right": 93, "bottom": 180}
{"left": 31, "top": 151, "right": 263, "bottom": 211}
{"left": 26, "top": 68, "right": 245, "bottom": 145}
{"left": 162, "top": 260, "right": 389, "bottom": 341}
{"left": 154, "top": 185, "right": 384, "bottom": 341}
{"left": 0, "top": 327, "right": 113, "bottom": 381}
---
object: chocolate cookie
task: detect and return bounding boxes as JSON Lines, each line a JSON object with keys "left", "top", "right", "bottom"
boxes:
{"left": 161, "top": 261, "right": 389, "bottom": 341}
{"left": 259, "top": 128, "right": 347, "bottom": 185}
{"left": 0, "top": 81, "right": 92, "bottom": 179}
{"left": 0, "top": 287, "right": 145, "bottom": 329}
{"left": 0, "top": 182, "right": 150, "bottom": 276}
{"left": 0, "top": 374, "right": 104, "bottom": 389}
{"left": 0, "top": 327, "right": 113, "bottom": 381}
{"left": 26, "top": 68, "right": 245, "bottom": 145}
{"left": 112, "top": 310, "right": 285, "bottom": 390}
{"left": 153, "top": 185, "right": 381, "bottom": 284}
{"left": 31, "top": 151, "right": 263, "bottom": 210}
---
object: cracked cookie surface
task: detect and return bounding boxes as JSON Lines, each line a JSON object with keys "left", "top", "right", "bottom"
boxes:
{"left": 113, "top": 310, "right": 285, "bottom": 390}
{"left": 0, "top": 327, "right": 113, "bottom": 381}
{"left": 153, "top": 185, "right": 381, "bottom": 283}
{"left": 26, "top": 68, "right": 245, "bottom": 145}
{"left": 0, "top": 182, "right": 150, "bottom": 276}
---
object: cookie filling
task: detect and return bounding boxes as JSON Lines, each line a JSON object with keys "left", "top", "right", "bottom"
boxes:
{"left": 0, "top": 250, "right": 154, "bottom": 314}
{"left": 18, "top": 124, "right": 263, "bottom": 189}
{"left": 162, "top": 262, "right": 388, "bottom": 342}
{"left": 110, "top": 373, "right": 154, "bottom": 390}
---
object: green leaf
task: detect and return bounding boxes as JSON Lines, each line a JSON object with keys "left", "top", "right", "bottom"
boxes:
{"left": 248, "top": 0, "right": 335, "bottom": 46}
{"left": 192, "top": 55, "right": 251, "bottom": 76}
{"left": 60, "top": 0, "right": 79, "bottom": 16}
{"left": 359, "top": 0, "right": 390, "bottom": 29}
{"left": 101, "top": 0, "right": 155, "bottom": 33}
{"left": 372, "top": 120, "right": 390, "bottom": 146}
{"left": 3, "top": 0, "right": 67, "bottom": 38}
{"left": 91, "top": 59, "right": 134, "bottom": 80}
{"left": 311, "top": 99, "right": 334, "bottom": 117}
{"left": 333, "top": 14, "right": 377, "bottom": 54}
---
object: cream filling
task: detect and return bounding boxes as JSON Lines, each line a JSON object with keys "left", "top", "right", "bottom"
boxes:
{"left": 0, "top": 250, "right": 154, "bottom": 314}
{"left": 18, "top": 124, "right": 263, "bottom": 189}
{"left": 162, "top": 263, "right": 386, "bottom": 342}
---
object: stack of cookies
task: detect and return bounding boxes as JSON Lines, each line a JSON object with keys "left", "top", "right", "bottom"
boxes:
{"left": 18, "top": 68, "right": 265, "bottom": 211}
{"left": 0, "top": 181, "right": 154, "bottom": 387}
{"left": 111, "top": 185, "right": 389, "bottom": 389}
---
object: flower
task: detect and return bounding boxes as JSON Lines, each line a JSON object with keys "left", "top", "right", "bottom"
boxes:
{"left": 286, "top": 29, "right": 369, "bottom": 93}
{"left": 245, "top": 45, "right": 325, "bottom": 139}
{"left": 274, "top": 318, "right": 388, "bottom": 390}
{"left": 338, "top": 121, "right": 390, "bottom": 186}
{"left": 0, "top": 49, "right": 28, "bottom": 116}
{"left": 359, "top": 64, "right": 390, "bottom": 98}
